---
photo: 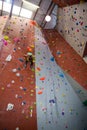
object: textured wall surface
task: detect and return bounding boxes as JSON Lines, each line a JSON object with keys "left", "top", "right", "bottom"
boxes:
{"left": 56, "top": 2, "right": 87, "bottom": 57}
{"left": 35, "top": 26, "right": 87, "bottom": 130}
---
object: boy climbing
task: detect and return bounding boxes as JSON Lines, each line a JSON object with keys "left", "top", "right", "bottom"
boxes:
{"left": 24, "top": 54, "right": 29, "bottom": 68}
{"left": 29, "top": 55, "right": 33, "bottom": 68}
{"left": 24, "top": 54, "right": 33, "bottom": 69}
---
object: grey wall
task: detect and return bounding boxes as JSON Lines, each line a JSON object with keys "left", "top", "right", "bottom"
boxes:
{"left": 56, "top": 2, "right": 87, "bottom": 57}
{"left": 44, "top": 5, "right": 58, "bottom": 29}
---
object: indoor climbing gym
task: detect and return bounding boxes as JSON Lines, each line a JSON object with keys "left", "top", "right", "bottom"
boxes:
{"left": 0, "top": 0, "right": 87, "bottom": 130}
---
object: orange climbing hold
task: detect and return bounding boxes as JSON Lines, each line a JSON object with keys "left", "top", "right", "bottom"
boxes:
{"left": 30, "top": 20, "right": 37, "bottom": 26}
{"left": 27, "top": 47, "right": 32, "bottom": 52}
{"left": 40, "top": 77, "right": 46, "bottom": 81}
{"left": 37, "top": 67, "right": 41, "bottom": 71}
{"left": 38, "top": 90, "right": 43, "bottom": 95}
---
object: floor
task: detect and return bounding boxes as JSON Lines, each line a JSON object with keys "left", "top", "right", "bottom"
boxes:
{"left": 0, "top": 16, "right": 87, "bottom": 130}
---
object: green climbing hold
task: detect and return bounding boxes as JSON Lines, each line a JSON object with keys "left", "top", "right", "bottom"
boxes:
{"left": 38, "top": 52, "right": 40, "bottom": 54}
{"left": 83, "top": 100, "right": 87, "bottom": 106}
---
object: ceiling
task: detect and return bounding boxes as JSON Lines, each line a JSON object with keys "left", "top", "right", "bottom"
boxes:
{"left": 0, "top": 0, "right": 87, "bottom": 29}
{"left": 53, "top": 0, "right": 81, "bottom": 7}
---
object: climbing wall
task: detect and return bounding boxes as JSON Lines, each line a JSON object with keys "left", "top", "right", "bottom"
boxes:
{"left": 0, "top": 16, "right": 37, "bottom": 130}
{"left": 0, "top": 16, "right": 8, "bottom": 54}
{"left": 43, "top": 29, "right": 87, "bottom": 89}
{"left": 35, "top": 26, "right": 87, "bottom": 130}
{"left": 0, "top": 16, "right": 8, "bottom": 37}
{"left": 56, "top": 2, "right": 87, "bottom": 57}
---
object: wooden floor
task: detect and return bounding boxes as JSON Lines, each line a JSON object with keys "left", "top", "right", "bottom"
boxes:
{"left": 43, "top": 29, "right": 87, "bottom": 90}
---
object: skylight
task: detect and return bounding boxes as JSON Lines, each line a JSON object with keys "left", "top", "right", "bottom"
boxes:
{"left": 22, "top": 0, "right": 39, "bottom": 11}
{"left": 0, "top": 1, "right": 2, "bottom": 10}
{"left": 12, "top": 5, "right": 20, "bottom": 15}
{"left": 3, "top": 1, "right": 11, "bottom": 13}
{"left": 0, "top": 1, "right": 33, "bottom": 19}
{"left": 20, "top": 8, "right": 32, "bottom": 19}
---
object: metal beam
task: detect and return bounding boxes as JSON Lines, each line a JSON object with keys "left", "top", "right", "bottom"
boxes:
{"left": 33, "top": 0, "right": 43, "bottom": 20}
{"left": 1, "top": 0, "right": 4, "bottom": 16}
{"left": 19, "top": 1, "right": 23, "bottom": 16}
{"left": 40, "top": 0, "right": 54, "bottom": 26}
{"left": 42, "top": 3, "right": 55, "bottom": 28}
{"left": 9, "top": 0, "right": 14, "bottom": 18}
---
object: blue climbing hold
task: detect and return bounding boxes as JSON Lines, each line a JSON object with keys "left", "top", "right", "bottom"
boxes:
{"left": 18, "top": 58, "right": 24, "bottom": 62}
{"left": 50, "top": 57, "right": 54, "bottom": 62}
{"left": 59, "top": 72, "right": 64, "bottom": 78}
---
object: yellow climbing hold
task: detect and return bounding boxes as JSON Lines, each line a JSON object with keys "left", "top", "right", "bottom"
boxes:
{"left": 4, "top": 35, "right": 9, "bottom": 40}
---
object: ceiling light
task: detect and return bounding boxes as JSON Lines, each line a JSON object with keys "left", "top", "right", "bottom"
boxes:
{"left": 45, "top": 15, "right": 51, "bottom": 22}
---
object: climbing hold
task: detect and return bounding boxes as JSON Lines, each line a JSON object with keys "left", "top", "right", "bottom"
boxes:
{"left": 17, "top": 67, "right": 21, "bottom": 71}
{"left": 7, "top": 84, "right": 11, "bottom": 87}
{"left": 59, "top": 72, "right": 64, "bottom": 78}
{"left": 30, "top": 44, "right": 34, "bottom": 48}
{"left": 27, "top": 52, "right": 32, "bottom": 56}
{"left": 3, "top": 40, "right": 8, "bottom": 46}
{"left": 14, "top": 37, "right": 20, "bottom": 43}
{"left": 5, "top": 54, "right": 12, "bottom": 61}
{"left": 37, "top": 67, "right": 41, "bottom": 71}
{"left": 30, "top": 20, "right": 37, "bottom": 26}
{"left": 30, "top": 109, "right": 33, "bottom": 117}
{"left": 31, "top": 90, "right": 34, "bottom": 92}
{"left": 16, "top": 127, "right": 19, "bottom": 130}
{"left": 50, "top": 57, "right": 54, "bottom": 62}
{"left": 38, "top": 90, "right": 43, "bottom": 95}
{"left": 49, "top": 99, "right": 55, "bottom": 104}
{"left": 11, "top": 80, "right": 15, "bottom": 84}
{"left": 25, "top": 115, "right": 29, "bottom": 119}
{"left": 27, "top": 46, "right": 32, "bottom": 52}
{"left": 30, "top": 93, "right": 33, "bottom": 96}
{"left": 40, "top": 77, "right": 46, "bottom": 81}
{"left": 62, "top": 111, "right": 65, "bottom": 115}
{"left": 4, "top": 35, "right": 9, "bottom": 40}
{"left": 57, "top": 51, "right": 62, "bottom": 55}
{"left": 6, "top": 103, "right": 14, "bottom": 111}
{"left": 1, "top": 87, "right": 5, "bottom": 91}
{"left": 16, "top": 73, "right": 20, "bottom": 77}
{"left": 65, "top": 125, "right": 68, "bottom": 128}
{"left": 18, "top": 47, "right": 21, "bottom": 50}
{"left": 22, "top": 101, "right": 26, "bottom": 106}
{"left": 37, "top": 52, "right": 40, "bottom": 54}
{"left": 12, "top": 68, "right": 17, "bottom": 72}
{"left": 15, "top": 94, "right": 18, "bottom": 98}
{"left": 83, "top": 100, "right": 87, "bottom": 106}
{"left": 22, "top": 88, "right": 27, "bottom": 91}
{"left": 18, "top": 58, "right": 24, "bottom": 62}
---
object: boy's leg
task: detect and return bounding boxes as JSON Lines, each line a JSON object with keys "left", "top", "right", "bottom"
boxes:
{"left": 24, "top": 60, "right": 28, "bottom": 68}
{"left": 30, "top": 61, "right": 33, "bottom": 68}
